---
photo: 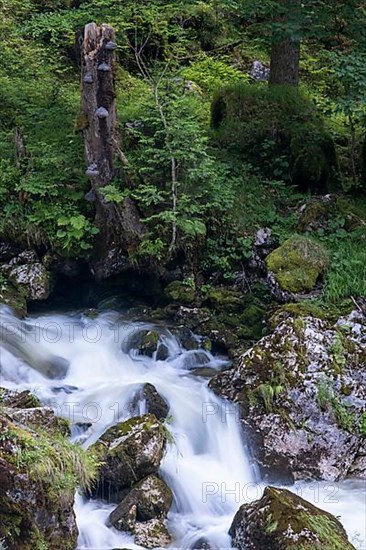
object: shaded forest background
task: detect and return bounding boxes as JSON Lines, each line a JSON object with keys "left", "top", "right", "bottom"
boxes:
{"left": 0, "top": 0, "right": 365, "bottom": 305}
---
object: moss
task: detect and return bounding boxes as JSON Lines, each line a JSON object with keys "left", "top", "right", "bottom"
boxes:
{"left": 211, "top": 82, "right": 338, "bottom": 192}
{"left": 297, "top": 200, "right": 332, "bottom": 232}
{"left": 0, "top": 413, "right": 99, "bottom": 548}
{"left": 266, "top": 236, "right": 329, "bottom": 293}
{"left": 263, "top": 487, "right": 354, "bottom": 549}
{"left": 0, "top": 282, "right": 27, "bottom": 316}
{"left": 165, "top": 280, "right": 196, "bottom": 304}
{"left": 203, "top": 288, "right": 245, "bottom": 311}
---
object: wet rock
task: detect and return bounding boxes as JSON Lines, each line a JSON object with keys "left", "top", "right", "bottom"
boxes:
{"left": 192, "top": 538, "right": 213, "bottom": 549}
{"left": 0, "top": 316, "right": 69, "bottom": 378}
{"left": 9, "top": 262, "right": 52, "bottom": 301}
{"left": 229, "top": 486, "right": 356, "bottom": 550}
{"left": 266, "top": 236, "right": 329, "bottom": 293}
{"left": 131, "top": 383, "right": 170, "bottom": 421}
{"left": 174, "top": 327, "right": 199, "bottom": 350}
{"left": 134, "top": 519, "right": 172, "bottom": 549}
{"left": 191, "top": 366, "right": 219, "bottom": 378}
{"left": 210, "top": 311, "right": 366, "bottom": 482}
{"left": 0, "top": 387, "right": 41, "bottom": 409}
{"left": 183, "top": 350, "right": 211, "bottom": 370}
{"left": 91, "top": 414, "right": 167, "bottom": 491}
{"left": 109, "top": 475, "right": 173, "bottom": 530}
{"left": 156, "top": 342, "right": 169, "bottom": 361}
{"left": 125, "top": 329, "right": 160, "bottom": 357}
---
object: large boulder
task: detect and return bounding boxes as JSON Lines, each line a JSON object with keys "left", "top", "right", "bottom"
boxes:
{"left": 266, "top": 236, "right": 329, "bottom": 293}
{"left": 8, "top": 262, "right": 51, "bottom": 301}
{"left": 0, "top": 404, "right": 97, "bottom": 549}
{"left": 130, "top": 383, "right": 170, "bottom": 421}
{"left": 165, "top": 280, "right": 196, "bottom": 305}
{"left": 229, "top": 486, "right": 356, "bottom": 550}
{"left": 109, "top": 474, "right": 173, "bottom": 530}
{"left": 91, "top": 414, "right": 168, "bottom": 493}
{"left": 210, "top": 311, "right": 366, "bottom": 482}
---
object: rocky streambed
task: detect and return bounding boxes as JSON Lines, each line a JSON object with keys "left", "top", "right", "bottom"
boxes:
{"left": 0, "top": 303, "right": 365, "bottom": 549}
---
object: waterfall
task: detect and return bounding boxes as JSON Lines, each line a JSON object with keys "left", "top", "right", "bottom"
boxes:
{"left": 1, "top": 306, "right": 365, "bottom": 549}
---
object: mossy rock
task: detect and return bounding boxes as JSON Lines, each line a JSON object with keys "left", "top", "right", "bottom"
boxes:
{"left": 165, "top": 280, "right": 196, "bottom": 304}
{"left": 91, "top": 414, "right": 167, "bottom": 493}
{"left": 0, "top": 282, "right": 27, "bottom": 316}
{"left": 203, "top": 288, "right": 247, "bottom": 312}
{"left": 0, "top": 412, "right": 97, "bottom": 549}
{"left": 266, "top": 236, "right": 329, "bottom": 293}
{"left": 230, "top": 486, "right": 356, "bottom": 550}
{"left": 211, "top": 83, "right": 339, "bottom": 193}
{"left": 297, "top": 199, "right": 335, "bottom": 232}
{"left": 0, "top": 387, "right": 41, "bottom": 409}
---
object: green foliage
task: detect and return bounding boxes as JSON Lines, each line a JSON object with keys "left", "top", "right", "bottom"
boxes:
{"left": 212, "top": 82, "right": 339, "bottom": 192}
{"left": 0, "top": 0, "right": 365, "bottom": 285}
{"left": 0, "top": 420, "right": 99, "bottom": 497}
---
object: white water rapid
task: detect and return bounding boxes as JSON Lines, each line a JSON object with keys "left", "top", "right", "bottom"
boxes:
{"left": 1, "top": 306, "right": 365, "bottom": 549}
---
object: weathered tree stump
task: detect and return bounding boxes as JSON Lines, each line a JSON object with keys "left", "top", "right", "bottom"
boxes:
{"left": 81, "top": 22, "right": 146, "bottom": 279}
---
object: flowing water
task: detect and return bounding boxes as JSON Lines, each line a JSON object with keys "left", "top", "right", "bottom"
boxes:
{"left": 0, "top": 306, "right": 365, "bottom": 549}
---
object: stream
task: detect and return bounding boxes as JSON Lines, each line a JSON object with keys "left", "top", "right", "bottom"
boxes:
{"left": 0, "top": 306, "right": 365, "bottom": 549}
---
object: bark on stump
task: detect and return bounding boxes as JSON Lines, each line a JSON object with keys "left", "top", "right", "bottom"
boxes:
{"left": 81, "top": 22, "right": 146, "bottom": 279}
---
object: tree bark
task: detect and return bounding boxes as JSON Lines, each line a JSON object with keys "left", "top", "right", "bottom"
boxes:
{"left": 80, "top": 22, "right": 146, "bottom": 279}
{"left": 269, "top": 0, "right": 300, "bottom": 86}
{"left": 269, "top": 37, "right": 300, "bottom": 86}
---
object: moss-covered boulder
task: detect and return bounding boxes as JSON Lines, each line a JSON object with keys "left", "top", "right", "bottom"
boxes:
{"left": 266, "top": 236, "right": 329, "bottom": 293}
{"left": 210, "top": 311, "right": 366, "bottom": 482}
{"left": 91, "top": 414, "right": 167, "bottom": 494}
{"left": 165, "top": 280, "right": 196, "bottom": 304}
{"left": 0, "top": 408, "right": 97, "bottom": 549}
{"left": 297, "top": 197, "right": 336, "bottom": 233}
{"left": 211, "top": 83, "right": 339, "bottom": 193}
{"left": 229, "top": 486, "right": 356, "bottom": 550}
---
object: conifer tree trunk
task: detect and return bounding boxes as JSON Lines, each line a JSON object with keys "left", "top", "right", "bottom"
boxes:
{"left": 81, "top": 22, "right": 146, "bottom": 279}
{"left": 269, "top": 0, "right": 300, "bottom": 86}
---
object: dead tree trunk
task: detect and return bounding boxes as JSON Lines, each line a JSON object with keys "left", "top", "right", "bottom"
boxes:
{"left": 81, "top": 22, "right": 146, "bottom": 279}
